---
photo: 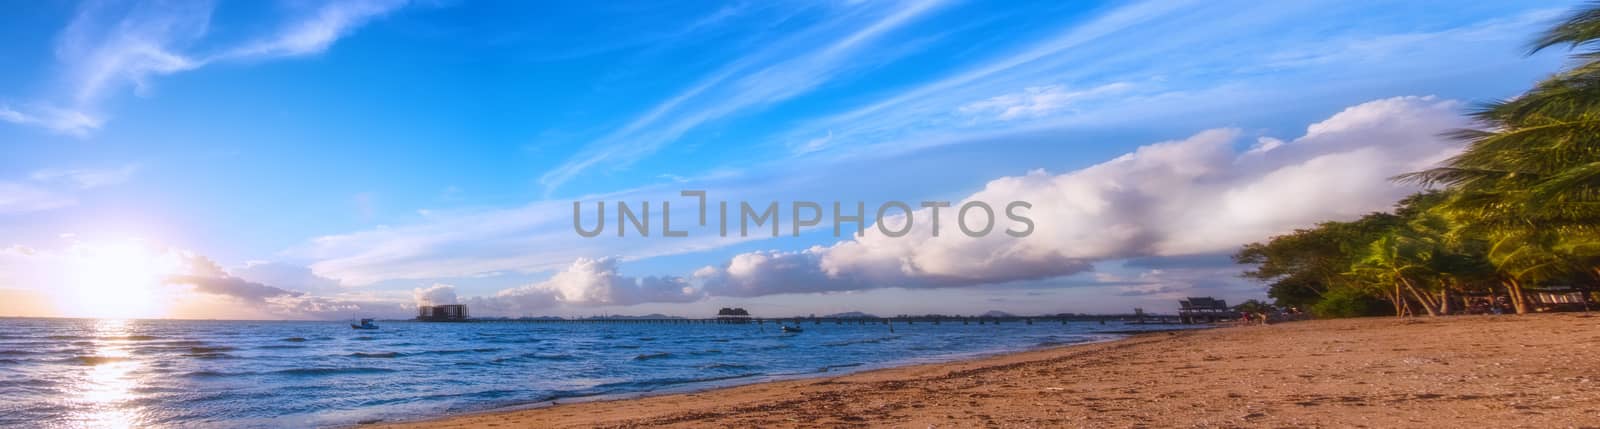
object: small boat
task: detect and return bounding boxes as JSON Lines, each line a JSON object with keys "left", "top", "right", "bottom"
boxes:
{"left": 780, "top": 325, "right": 803, "bottom": 333}
{"left": 351, "top": 318, "right": 379, "bottom": 330}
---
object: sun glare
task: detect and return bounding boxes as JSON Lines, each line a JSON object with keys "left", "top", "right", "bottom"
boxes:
{"left": 58, "top": 242, "right": 176, "bottom": 319}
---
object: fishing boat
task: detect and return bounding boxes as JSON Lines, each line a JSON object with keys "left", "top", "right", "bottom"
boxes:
{"left": 780, "top": 325, "right": 803, "bottom": 333}
{"left": 350, "top": 318, "right": 379, "bottom": 330}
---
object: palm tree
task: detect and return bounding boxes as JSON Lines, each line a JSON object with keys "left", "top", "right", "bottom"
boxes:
{"left": 1395, "top": 4, "right": 1600, "bottom": 312}
{"left": 1352, "top": 232, "right": 1439, "bottom": 317}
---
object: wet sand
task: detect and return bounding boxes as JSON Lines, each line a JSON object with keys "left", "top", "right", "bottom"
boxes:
{"left": 370, "top": 313, "right": 1600, "bottom": 428}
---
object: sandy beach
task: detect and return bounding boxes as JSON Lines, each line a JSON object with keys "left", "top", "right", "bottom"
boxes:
{"left": 370, "top": 314, "right": 1600, "bottom": 428}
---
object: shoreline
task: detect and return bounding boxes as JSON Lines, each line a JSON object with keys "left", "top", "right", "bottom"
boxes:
{"left": 357, "top": 327, "right": 1176, "bottom": 427}
{"left": 366, "top": 313, "right": 1598, "bottom": 428}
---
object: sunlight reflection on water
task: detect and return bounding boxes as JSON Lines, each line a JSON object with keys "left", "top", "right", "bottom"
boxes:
{"left": 78, "top": 319, "right": 143, "bottom": 428}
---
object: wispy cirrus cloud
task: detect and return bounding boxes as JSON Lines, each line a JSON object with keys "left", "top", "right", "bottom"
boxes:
{"left": 537, "top": 0, "right": 948, "bottom": 194}
{"left": 777, "top": 2, "right": 1561, "bottom": 159}
{"left": 957, "top": 83, "right": 1133, "bottom": 121}
{"left": 0, "top": 104, "right": 105, "bottom": 136}
{"left": 0, "top": 164, "right": 139, "bottom": 214}
{"left": 30, "top": 164, "right": 139, "bottom": 189}
{"left": 4, "top": 0, "right": 410, "bottom": 136}
{"left": 288, "top": 1, "right": 1561, "bottom": 313}
{"left": 0, "top": 182, "right": 76, "bottom": 214}
{"left": 218, "top": 0, "right": 408, "bottom": 60}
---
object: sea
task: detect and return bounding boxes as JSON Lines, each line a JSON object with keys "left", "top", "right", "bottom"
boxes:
{"left": 0, "top": 317, "right": 1184, "bottom": 428}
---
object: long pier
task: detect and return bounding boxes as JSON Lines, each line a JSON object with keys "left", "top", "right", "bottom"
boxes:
{"left": 427, "top": 314, "right": 1188, "bottom": 325}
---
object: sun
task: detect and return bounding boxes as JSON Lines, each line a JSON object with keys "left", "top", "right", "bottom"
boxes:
{"left": 58, "top": 242, "right": 178, "bottom": 319}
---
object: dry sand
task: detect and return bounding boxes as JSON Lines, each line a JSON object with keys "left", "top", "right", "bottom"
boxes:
{"left": 370, "top": 313, "right": 1600, "bottom": 428}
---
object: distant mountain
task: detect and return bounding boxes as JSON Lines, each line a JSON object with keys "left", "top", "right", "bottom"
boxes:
{"left": 981, "top": 310, "right": 1017, "bottom": 318}
{"left": 823, "top": 311, "right": 879, "bottom": 319}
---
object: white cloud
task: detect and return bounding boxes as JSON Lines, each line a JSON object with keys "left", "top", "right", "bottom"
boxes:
{"left": 0, "top": 239, "right": 407, "bottom": 319}
{"left": 404, "top": 257, "right": 703, "bottom": 317}
{"left": 691, "top": 96, "right": 1464, "bottom": 297}
{"left": 538, "top": 0, "right": 947, "bottom": 193}
{"left": 0, "top": 182, "right": 75, "bottom": 214}
{"left": 776, "top": 3, "right": 1553, "bottom": 160}
{"left": 221, "top": 0, "right": 409, "bottom": 59}
{"left": 0, "top": 165, "right": 139, "bottom": 214}
{"left": 958, "top": 83, "right": 1132, "bottom": 121}
{"left": 230, "top": 260, "right": 344, "bottom": 293}
{"left": 53, "top": 0, "right": 211, "bottom": 104}
{"left": 0, "top": 105, "right": 104, "bottom": 136}
{"left": 30, "top": 164, "right": 139, "bottom": 189}
{"left": 298, "top": 184, "right": 772, "bottom": 286}
{"left": 3, "top": 0, "right": 408, "bottom": 135}
{"left": 413, "top": 283, "right": 458, "bottom": 306}
{"left": 537, "top": 257, "right": 700, "bottom": 306}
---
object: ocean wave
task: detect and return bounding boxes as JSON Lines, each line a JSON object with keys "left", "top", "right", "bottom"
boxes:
{"left": 257, "top": 344, "right": 306, "bottom": 349}
{"left": 817, "top": 363, "right": 864, "bottom": 372}
{"left": 183, "top": 352, "right": 238, "bottom": 360}
{"left": 349, "top": 352, "right": 402, "bottom": 358}
{"left": 594, "top": 373, "right": 762, "bottom": 391}
{"left": 270, "top": 367, "right": 397, "bottom": 376}
{"left": 823, "top": 336, "right": 901, "bottom": 347}
{"left": 281, "top": 337, "right": 308, "bottom": 342}
{"left": 183, "top": 370, "right": 248, "bottom": 378}
{"left": 698, "top": 363, "right": 757, "bottom": 370}
{"left": 413, "top": 348, "right": 505, "bottom": 356}
{"left": 68, "top": 355, "right": 131, "bottom": 365}
{"left": 632, "top": 352, "right": 672, "bottom": 360}
{"left": 1034, "top": 339, "right": 1085, "bottom": 347}
{"left": 103, "top": 335, "right": 163, "bottom": 341}
{"left": 485, "top": 338, "right": 543, "bottom": 344}
{"left": 149, "top": 340, "right": 207, "bottom": 346}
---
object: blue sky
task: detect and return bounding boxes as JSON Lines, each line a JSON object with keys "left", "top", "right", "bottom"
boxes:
{"left": 0, "top": 0, "right": 1580, "bottom": 319}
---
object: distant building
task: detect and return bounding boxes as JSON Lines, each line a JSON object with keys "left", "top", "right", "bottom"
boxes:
{"left": 716, "top": 307, "right": 751, "bottom": 323}
{"left": 1177, "top": 297, "right": 1229, "bottom": 324}
{"left": 417, "top": 304, "right": 470, "bottom": 321}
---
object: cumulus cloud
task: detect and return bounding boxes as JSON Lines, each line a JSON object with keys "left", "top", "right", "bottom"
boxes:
{"left": 458, "top": 257, "right": 701, "bottom": 316}
{"left": 539, "top": 257, "right": 700, "bottom": 306}
{"left": 413, "top": 283, "right": 458, "bottom": 306}
{"left": 693, "top": 96, "right": 1464, "bottom": 298}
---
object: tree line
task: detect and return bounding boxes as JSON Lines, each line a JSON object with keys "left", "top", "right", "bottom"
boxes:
{"left": 1235, "top": 4, "right": 1600, "bottom": 317}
